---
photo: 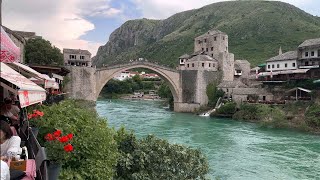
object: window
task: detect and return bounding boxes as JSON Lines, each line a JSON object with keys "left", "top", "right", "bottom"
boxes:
{"left": 305, "top": 61, "right": 309, "bottom": 66}
{"left": 272, "top": 64, "right": 274, "bottom": 68}
{"left": 202, "top": 63, "right": 205, "bottom": 67}
{"left": 209, "top": 63, "right": 211, "bottom": 67}
{"left": 187, "top": 64, "right": 189, "bottom": 68}
{"left": 211, "top": 54, "right": 213, "bottom": 57}
{"left": 268, "top": 65, "right": 270, "bottom": 69}
{"left": 292, "top": 63, "right": 296, "bottom": 67}
{"left": 318, "top": 50, "right": 320, "bottom": 57}
{"left": 80, "top": 56, "right": 85, "bottom": 60}
{"left": 236, "top": 70, "right": 242, "bottom": 73}
{"left": 180, "top": 59, "right": 183, "bottom": 63}
{"left": 69, "top": 55, "right": 76, "bottom": 59}
{"left": 198, "top": 40, "right": 201, "bottom": 44}
{"left": 204, "top": 39, "right": 207, "bottom": 43}
{"left": 211, "top": 47, "right": 214, "bottom": 51}
{"left": 202, "top": 48, "right": 204, "bottom": 51}
{"left": 311, "top": 51, "right": 315, "bottom": 56}
{"left": 214, "top": 37, "right": 217, "bottom": 41}
{"left": 277, "top": 64, "right": 280, "bottom": 68}
{"left": 206, "top": 48, "right": 208, "bottom": 52}
{"left": 192, "top": 63, "right": 194, "bottom": 67}
{"left": 213, "top": 63, "right": 216, "bottom": 67}
{"left": 223, "top": 36, "right": 225, "bottom": 40}
{"left": 285, "top": 63, "right": 287, "bottom": 68}
{"left": 305, "top": 52, "right": 309, "bottom": 57}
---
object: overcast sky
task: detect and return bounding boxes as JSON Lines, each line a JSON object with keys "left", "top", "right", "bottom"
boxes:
{"left": 3, "top": 0, "right": 320, "bottom": 56}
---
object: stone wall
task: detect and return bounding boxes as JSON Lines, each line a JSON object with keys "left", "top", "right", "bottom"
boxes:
{"left": 181, "top": 70, "right": 198, "bottom": 103}
{"left": 174, "top": 102, "right": 201, "bottom": 113}
{"left": 181, "top": 70, "right": 220, "bottom": 106}
{"left": 65, "top": 66, "right": 96, "bottom": 101}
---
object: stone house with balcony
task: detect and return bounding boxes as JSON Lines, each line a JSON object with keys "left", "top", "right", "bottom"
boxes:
{"left": 298, "top": 38, "right": 320, "bottom": 69}
{"left": 63, "top": 49, "right": 92, "bottom": 67}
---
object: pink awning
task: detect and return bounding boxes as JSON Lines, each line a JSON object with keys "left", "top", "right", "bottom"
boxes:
{"left": 1, "top": 62, "right": 46, "bottom": 108}
{"left": 0, "top": 26, "right": 20, "bottom": 63}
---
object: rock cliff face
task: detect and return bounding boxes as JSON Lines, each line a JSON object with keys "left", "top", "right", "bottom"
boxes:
{"left": 93, "top": 1, "right": 320, "bottom": 67}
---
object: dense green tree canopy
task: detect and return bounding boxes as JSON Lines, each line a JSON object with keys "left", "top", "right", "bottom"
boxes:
{"left": 25, "top": 38, "right": 63, "bottom": 65}
{"left": 114, "top": 128, "right": 209, "bottom": 180}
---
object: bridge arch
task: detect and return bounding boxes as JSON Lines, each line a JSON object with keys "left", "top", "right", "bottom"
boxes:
{"left": 95, "top": 62, "right": 181, "bottom": 105}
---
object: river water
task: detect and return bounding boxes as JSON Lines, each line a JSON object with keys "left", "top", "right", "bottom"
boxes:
{"left": 96, "top": 99, "right": 320, "bottom": 180}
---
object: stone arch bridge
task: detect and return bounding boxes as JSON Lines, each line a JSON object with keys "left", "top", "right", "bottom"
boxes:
{"left": 96, "top": 62, "right": 181, "bottom": 104}
{"left": 65, "top": 61, "right": 218, "bottom": 112}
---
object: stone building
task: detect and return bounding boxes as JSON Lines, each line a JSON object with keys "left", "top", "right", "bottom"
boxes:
{"left": 260, "top": 37, "right": 320, "bottom": 81}
{"left": 234, "top": 60, "right": 251, "bottom": 78}
{"left": 63, "top": 48, "right": 92, "bottom": 67}
{"left": 297, "top": 38, "right": 320, "bottom": 68}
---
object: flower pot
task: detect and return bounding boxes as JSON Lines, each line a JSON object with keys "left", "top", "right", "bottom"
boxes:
{"left": 48, "top": 161, "right": 61, "bottom": 180}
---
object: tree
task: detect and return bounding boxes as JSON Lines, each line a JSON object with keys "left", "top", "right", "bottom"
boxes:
{"left": 114, "top": 128, "right": 209, "bottom": 180}
{"left": 25, "top": 38, "right": 63, "bottom": 65}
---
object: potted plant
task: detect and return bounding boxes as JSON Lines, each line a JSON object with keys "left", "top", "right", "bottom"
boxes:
{"left": 43, "top": 129, "right": 74, "bottom": 179}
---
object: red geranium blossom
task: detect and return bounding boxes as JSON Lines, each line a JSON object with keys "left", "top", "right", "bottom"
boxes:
{"left": 64, "top": 144, "right": 73, "bottom": 152}
{"left": 53, "top": 130, "right": 62, "bottom": 137}
{"left": 67, "top": 133, "right": 73, "bottom": 140}
{"left": 45, "top": 133, "right": 55, "bottom": 141}
{"left": 59, "top": 136, "right": 69, "bottom": 143}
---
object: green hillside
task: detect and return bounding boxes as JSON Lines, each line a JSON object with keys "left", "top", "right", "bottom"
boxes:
{"left": 93, "top": 1, "right": 320, "bottom": 67}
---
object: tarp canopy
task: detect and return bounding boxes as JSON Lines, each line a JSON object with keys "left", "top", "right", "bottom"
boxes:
{"left": 0, "top": 26, "right": 20, "bottom": 63}
{"left": 314, "top": 79, "right": 320, "bottom": 84}
{"left": 0, "top": 62, "right": 46, "bottom": 107}
{"left": 8, "top": 62, "right": 59, "bottom": 89}
{"left": 286, "top": 87, "right": 312, "bottom": 93}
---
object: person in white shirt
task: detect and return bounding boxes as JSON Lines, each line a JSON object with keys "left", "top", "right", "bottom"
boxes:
{"left": 0, "top": 160, "right": 10, "bottom": 180}
{"left": 0, "top": 121, "right": 21, "bottom": 158}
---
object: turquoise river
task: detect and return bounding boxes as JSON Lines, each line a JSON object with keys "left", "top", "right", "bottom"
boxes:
{"left": 96, "top": 99, "right": 320, "bottom": 180}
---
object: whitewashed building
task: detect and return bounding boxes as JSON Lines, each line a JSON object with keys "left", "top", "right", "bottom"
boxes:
{"left": 266, "top": 51, "right": 298, "bottom": 72}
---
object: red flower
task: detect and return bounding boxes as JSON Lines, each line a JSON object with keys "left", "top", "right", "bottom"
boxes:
{"left": 53, "top": 130, "right": 62, "bottom": 137}
{"left": 27, "top": 114, "right": 33, "bottom": 119}
{"left": 45, "top": 133, "right": 55, "bottom": 141}
{"left": 59, "top": 136, "right": 69, "bottom": 143}
{"left": 64, "top": 144, "right": 73, "bottom": 152}
{"left": 67, "top": 133, "right": 73, "bottom": 140}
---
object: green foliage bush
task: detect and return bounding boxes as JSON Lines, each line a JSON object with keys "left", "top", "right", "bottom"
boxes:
{"left": 305, "top": 104, "right": 320, "bottom": 127}
{"left": 32, "top": 100, "right": 118, "bottom": 179}
{"left": 233, "top": 104, "right": 259, "bottom": 121}
{"left": 233, "top": 104, "right": 286, "bottom": 128}
{"left": 114, "top": 128, "right": 209, "bottom": 180}
{"left": 206, "top": 83, "right": 224, "bottom": 107}
{"left": 216, "top": 102, "right": 237, "bottom": 115}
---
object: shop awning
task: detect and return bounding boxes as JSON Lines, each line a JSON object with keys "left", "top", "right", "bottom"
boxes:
{"left": 8, "top": 62, "right": 59, "bottom": 89}
{"left": 0, "top": 27, "right": 20, "bottom": 63}
{"left": 0, "top": 62, "right": 46, "bottom": 107}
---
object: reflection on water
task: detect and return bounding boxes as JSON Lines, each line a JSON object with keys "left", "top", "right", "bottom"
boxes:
{"left": 97, "top": 99, "right": 320, "bottom": 180}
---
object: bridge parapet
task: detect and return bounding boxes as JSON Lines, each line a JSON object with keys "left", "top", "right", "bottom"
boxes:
{"left": 97, "top": 61, "right": 178, "bottom": 73}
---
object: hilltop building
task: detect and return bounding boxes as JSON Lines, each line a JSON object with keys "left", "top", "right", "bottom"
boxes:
{"left": 63, "top": 48, "right": 92, "bottom": 67}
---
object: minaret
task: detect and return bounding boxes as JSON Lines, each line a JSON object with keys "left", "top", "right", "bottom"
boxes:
{"left": 279, "top": 47, "right": 282, "bottom": 55}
